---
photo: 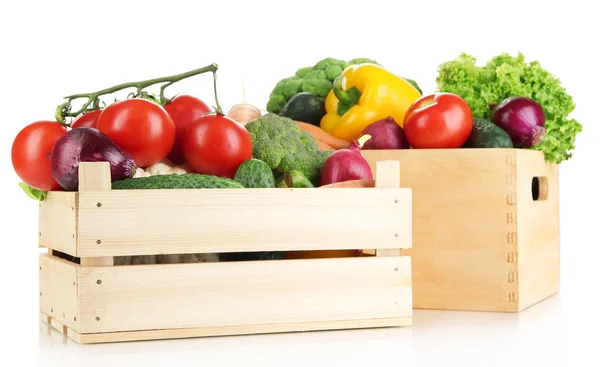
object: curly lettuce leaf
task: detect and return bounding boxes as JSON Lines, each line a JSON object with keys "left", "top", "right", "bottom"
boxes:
{"left": 436, "top": 52, "right": 582, "bottom": 163}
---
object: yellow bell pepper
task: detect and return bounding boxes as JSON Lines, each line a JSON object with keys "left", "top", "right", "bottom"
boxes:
{"left": 320, "top": 64, "right": 422, "bottom": 142}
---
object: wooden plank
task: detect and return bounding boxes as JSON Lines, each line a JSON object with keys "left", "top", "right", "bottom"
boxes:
{"left": 38, "top": 192, "right": 78, "bottom": 256}
{"left": 39, "top": 254, "right": 80, "bottom": 332}
{"left": 74, "top": 317, "right": 412, "bottom": 344}
{"left": 78, "top": 162, "right": 114, "bottom": 266}
{"left": 77, "top": 256, "right": 411, "bottom": 333}
{"left": 516, "top": 150, "right": 560, "bottom": 311}
{"left": 375, "top": 160, "right": 404, "bottom": 257}
{"left": 77, "top": 187, "right": 411, "bottom": 257}
{"left": 362, "top": 149, "right": 522, "bottom": 312}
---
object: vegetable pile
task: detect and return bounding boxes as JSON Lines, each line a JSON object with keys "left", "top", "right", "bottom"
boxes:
{"left": 436, "top": 52, "right": 582, "bottom": 163}
{"left": 11, "top": 53, "right": 582, "bottom": 199}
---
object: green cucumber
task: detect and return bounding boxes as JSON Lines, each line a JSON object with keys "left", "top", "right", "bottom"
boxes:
{"left": 234, "top": 159, "right": 276, "bottom": 188}
{"left": 279, "top": 92, "right": 326, "bottom": 126}
{"left": 464, "top": 117, "right": 513, "bottom": 148}
{"left": 111, "top": 174, "right": 244, "bottom": 190}
{"left": 276, "top": 170, "right": 314, "bottom": 188}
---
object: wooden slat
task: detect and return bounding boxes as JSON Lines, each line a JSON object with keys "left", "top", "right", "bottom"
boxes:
{"left": 39, "top": 254, "right": 80, "bottom": 332}
{"left": 38, "top": 192, "right": 78, "bottom": 256}
{"left": 375, "top": 160, "right": 404, "bottom": 257}
{"left": 78, "top": 162, "right": 114, "bottom": 266}
{"left": 77, "top": 188, "right": 411, "bottom": 257}
{"left": 77, "top": 256, "right": 411, "bottom": 334}
{"left": 73, "top": 317, "right": 411, "bottom": 344}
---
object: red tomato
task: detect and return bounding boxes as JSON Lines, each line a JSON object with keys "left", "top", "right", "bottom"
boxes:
{"left": 11, "top": 121, "right": 67, "bottom": 191}
{"left": 163, "top": 95, "right": 212, "bottom": 164}
{"left": 403, "top": 92, "right": 473, "bottom": 149}
{"left": 71, "top": 109, "right": 102, "bottom": 129}
{"left": 182, "top": 114, "right": 252, "bottom": 178}
{"left": 96, "top": 98, "right": 176, "bottom": 167}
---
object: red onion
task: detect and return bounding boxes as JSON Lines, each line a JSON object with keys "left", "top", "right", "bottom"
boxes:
{"left": 360, "top": 116, "right": 410, "bottom": 150}
{"left": 320, "top": 134, "right": 373, "bottom": 186}
{"left": 490, "top": 97, "right": 546, "bottom": 148}
{"left": 50, "top": 127, "right": 136, "bottom": 191}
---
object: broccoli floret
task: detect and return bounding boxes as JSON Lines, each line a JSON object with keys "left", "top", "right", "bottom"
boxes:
{"left": 266, "top": 57, "right": 379, "bottom": 113}
{"left": 301, "top": 78, "right": 333, "bottom": 98}
{"left": 266, "top": 76, "right": 304, "bottom": 113}
{"left": 279, "top": 150, "right": 332, "bottom": 185}
{"left": 348, "top": 58, "right": 379, "bottom": 65}
{"left": 295, "top": 66, "right": 312, "bottom": 78}
{"left": 245, "top": 114, "right": 331, "bottom": 185}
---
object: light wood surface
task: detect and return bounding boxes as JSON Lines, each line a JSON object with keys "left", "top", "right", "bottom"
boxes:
{"left": 78, "top": 162, "right": 114, "bottom": 266}
{"left": 361, "top": 148, "right": 560, "bottom": 312}
{"left": 515, "top": 150, "right": 560, "bottom": 311}
{"left": 38, "top": 192, "right": 77, "bottom": 255}
{"left": 77, "top": 256, "right": 411, "bottom": 333}
{"left": 77, "top": 188, "right": 411, "bottom": 257}
{"left": 41, "top": 313, "right": 411, "bottom": 344}
{"left": 39, "top": 254, "right": 79, "bottom": 332}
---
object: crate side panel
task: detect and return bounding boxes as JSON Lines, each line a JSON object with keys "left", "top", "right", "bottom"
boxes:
{"left": 77, "top": 256, "right": 411, "bottom": 333}
{"left": 516, "top": 150, "right": 560, "bottom": 311}
{"left": 39, "top": 254, "right": 80, "bottom": 332}
{"left": 77, "top": 188, "right": 411, "bottom": 257}
{"left": 362, "top": 149, "right": 520, "bottom": 311}
{"left": 38, "top": 192, "right": 78, "bottom": 256}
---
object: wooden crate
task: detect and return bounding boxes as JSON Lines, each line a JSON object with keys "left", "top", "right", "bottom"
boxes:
{"left": 361, "top": 148, "right": 559, "bottom": 312}
{"left": 38, "top": 160, "right": 412, "bottom": 344}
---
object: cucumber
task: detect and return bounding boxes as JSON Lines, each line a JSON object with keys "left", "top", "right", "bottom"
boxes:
{"left": 279, "top": 92, "right": 326, "bottom": 126}
{"left": 276, "top": 170, "right": 314, "bottom": 188}
{"left": 111, "top": 174, "right": 244, "bottom": 190}
{"left": 464, "top": 117, "right": 513, "bottom": 148}
{"left": 234, "top": 158, "right": 276, "bottom": 188}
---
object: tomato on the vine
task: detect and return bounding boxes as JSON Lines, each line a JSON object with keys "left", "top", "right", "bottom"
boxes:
{"left": 71, "top": 109, "right": 102, "bottom": 129}
{"left": 11, "top": 121, "right": 67, "bottom": 191}
{"left": 96, "top": 98, "right": 176, "bottom": 167}
{"left": 163, "top": 95, "right": 212, "bottom": 164}
{"left": 403, "top": 92, "right": 473, "bottom": 149}
{"left": 183, "top": 113, "right": 252, "bottom": 178}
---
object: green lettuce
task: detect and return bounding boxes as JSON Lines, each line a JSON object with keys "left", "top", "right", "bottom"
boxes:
{"left": 436, "top": 52, "right": 582, "bottom": 163}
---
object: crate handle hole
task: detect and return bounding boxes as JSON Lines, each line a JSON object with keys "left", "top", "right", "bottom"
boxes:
{"left": 532, "top": 176, "right": 548, "bottom": 201}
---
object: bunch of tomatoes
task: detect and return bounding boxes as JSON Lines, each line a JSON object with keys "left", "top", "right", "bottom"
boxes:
{"left": 11, "top": 95, "right": 253, "bottom": 191}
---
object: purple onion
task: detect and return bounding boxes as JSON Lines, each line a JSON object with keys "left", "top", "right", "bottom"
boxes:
{"left": 360, "top": 116, "right": 411, "bottom": 150}
{"left": 50, "top": 127, "right": 136, "bottom": 191}
{"left": 490, "top": 97, "right": 546, "bottom": 148}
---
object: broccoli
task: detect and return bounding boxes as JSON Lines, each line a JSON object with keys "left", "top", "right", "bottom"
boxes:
{"left": 266, "top": 57, "right": 380, "bottom": 114}
{"left": 245, "top": 113, "right": 332, "bottom": 185}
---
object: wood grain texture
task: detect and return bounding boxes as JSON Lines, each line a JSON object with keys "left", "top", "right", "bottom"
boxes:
{"left": 38, "top": 192, "right": 78, "bottom": 256}
{"left": 76, "top": 256, "right": 411, "bottom": 333}
{"left": 78, "top": 162, "right": 114, "bottom": 266}
{"left": 361, "top": 148, "right": 560, "bottom": 312}
{"left": 39, "top": 254, "right": 80, "bottom": 331}
{"left": 77, "top": 188, "right": 411, "bottom": 257}
{"left": 516, "top": 150, "right": 560, "bottom": 311}
{"left": 42, "top": 315, "right": 411, "bottom": 344}
{"left": 375, "top": 160, "right": 404, "bottom": 258}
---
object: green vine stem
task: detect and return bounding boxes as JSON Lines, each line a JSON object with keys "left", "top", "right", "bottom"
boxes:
{"left": 55, "top": 63, "right": 221, "bottom": 125}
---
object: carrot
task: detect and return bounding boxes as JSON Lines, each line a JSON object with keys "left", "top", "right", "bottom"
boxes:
{"left": 316, "top": 140, "right": 335, "bottom": 151}
{"left": 295, "top": 121, "right": 351, "bottom": 150}
{"left": 319, "top": 179, "right": 375, "bottom": 188}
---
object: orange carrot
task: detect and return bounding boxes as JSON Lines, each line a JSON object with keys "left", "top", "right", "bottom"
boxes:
{"left": 319, "top": 179, "right": 375, "bottom": 188}
{"left": 316, "top": 140, "right": 335, "bottom": 151}
{"left": 295, "top": 121, "right": 351, "bottom": 150}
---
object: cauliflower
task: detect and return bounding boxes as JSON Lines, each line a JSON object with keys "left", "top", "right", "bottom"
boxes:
{"left": 134, "top": 159, "right": 189, "bottom": 178}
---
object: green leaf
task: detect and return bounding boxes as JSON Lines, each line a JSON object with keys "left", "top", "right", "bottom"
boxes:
{"left": 18, "top": 182, "right": 47, "bottom": 201}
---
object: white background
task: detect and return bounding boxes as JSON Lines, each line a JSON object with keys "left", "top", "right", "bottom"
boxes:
{"left": 1, "top": 0, "right": 598, "bottom": 366}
